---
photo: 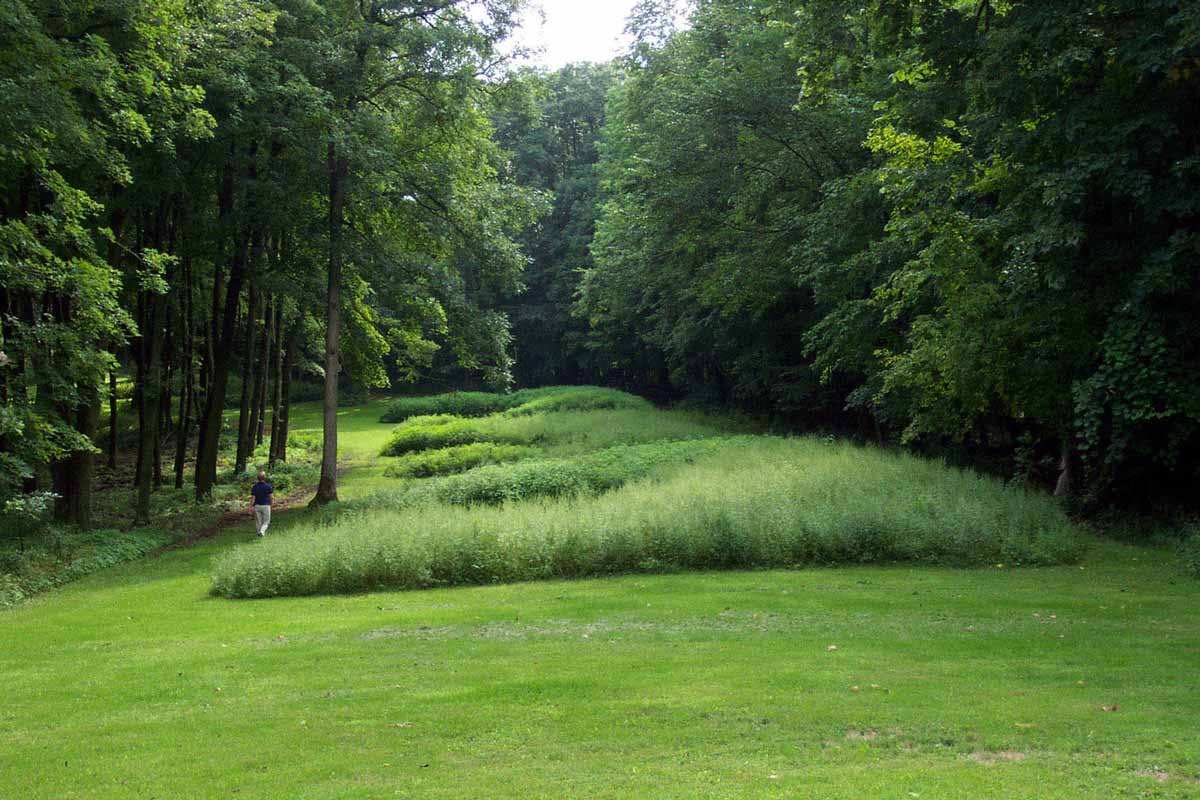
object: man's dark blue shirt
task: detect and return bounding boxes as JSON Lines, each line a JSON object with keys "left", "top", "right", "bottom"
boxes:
{"left": 251, "top": 481, "right": 273, "bottom": 506}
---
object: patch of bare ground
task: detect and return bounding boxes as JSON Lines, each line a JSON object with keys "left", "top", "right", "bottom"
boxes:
{"left": 157, "top": 489, "right": 312, "bottom": 552}
{"left": 1135, "top": 770, "right": 1200, "bottom": 785}
{"left": 969, "top": 750, "right": 1027, "bottom": 765}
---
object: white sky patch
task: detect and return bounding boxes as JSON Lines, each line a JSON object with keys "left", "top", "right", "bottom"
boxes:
{"left": 511, "top": 0, "right": 639, "bottom": 68}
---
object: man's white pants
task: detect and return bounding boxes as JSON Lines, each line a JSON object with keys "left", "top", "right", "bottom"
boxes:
{"left": 254, "top": 504, "right": 271, "bottom": 536}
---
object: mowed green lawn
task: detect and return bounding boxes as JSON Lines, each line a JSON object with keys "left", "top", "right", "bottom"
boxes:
{"left": 3, "top": 402, "right": 1199, "bottom": 799}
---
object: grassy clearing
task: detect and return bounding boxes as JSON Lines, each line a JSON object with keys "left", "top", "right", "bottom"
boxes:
{"left": 4, "top": 528, "right": 1198, "bottom": 799}
{"left": 212, "top": 438, "right": 1083, "bottom": 598}
{"left": 380, "top": 406, "right": 737, "bottom": 456}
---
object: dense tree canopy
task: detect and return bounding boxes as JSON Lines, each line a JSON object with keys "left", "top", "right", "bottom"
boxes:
{"left": 562, "top": 0, "right": 1200, "bottom": 506}
{"left": 1, "top": 0, "right": 534, "bottom": 519}
{"left": 2, "top": 0, "right": 1198, "bottom": 522}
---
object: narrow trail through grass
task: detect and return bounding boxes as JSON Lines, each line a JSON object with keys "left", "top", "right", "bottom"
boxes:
{"left": 3, "top": 393, "right": 1198, "bottom": 799}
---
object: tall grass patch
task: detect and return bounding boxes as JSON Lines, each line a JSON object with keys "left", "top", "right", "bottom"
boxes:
{"left": 379, "top": 386, "right": 612, "bottom": 423}
{"left": 500, "top": 387, "right": 651, "bottom": 416}
{"left": 380, "top": 407, "right": 739, "bottom": 457}
{"left": 212, "top": 438, "right": 1084, "bottom": 598}
{"left": 382, "top": 443, "right": 539, "bottom": 478}
{"left": 372, "top": 438, "right": 753, "bottom": 508}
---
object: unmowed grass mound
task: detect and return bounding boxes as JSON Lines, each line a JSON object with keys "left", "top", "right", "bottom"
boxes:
{"left": 382, "top": 442, "right": 539, "bottom": 479}
{"left": 373, "top": 438, "right": 752, "bottom": 508}
{"left": 380, "top": 407, "right": 736, "bottom": 457}
{"left": 211, "top": 438, "right": 1084, "bottom": 598}
{"left": 379, "top": 386, "right": 607, "bottom": 423}
{"left": 500, "top": 387, "right": 651, "bottom": 416}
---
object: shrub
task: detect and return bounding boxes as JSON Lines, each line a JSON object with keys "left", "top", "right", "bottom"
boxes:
{"left": 383, "top": 443, "right": 539, "bottom": 479}
{"left": 211, "top": 438, "right": 1086, "bottom": 598}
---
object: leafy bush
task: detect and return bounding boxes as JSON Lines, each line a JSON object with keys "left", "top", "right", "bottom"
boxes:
{"left": 212, "top": 438, "right": 1085, "bottom": 598}
{"left": 380, "top": 407, "right": 740, "bottom": 457}
{"left": 383, "top": 442, "right": 539, "bottom": 478}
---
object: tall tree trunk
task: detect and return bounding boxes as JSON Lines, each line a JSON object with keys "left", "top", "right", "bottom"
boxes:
{"left": 49, "top": 299, "right": 99, "bottom": 528}
{"left": 272, "top": 319, "right": 298, "bottom": 466}
{"left": 136, "top": 290, "right": 167, "bottom": 524}
{"left": 312, "top": 144, "right": 348, "bottom": 506}
{"left": 195, "top": 231, "right": 249, "bottom": 500}
{"left": 107, "top": 369, "right": 118, "bottom": 470}
{"left": 235, "top": 282, "right": 259, "bottom": 475}
{"left": 56, "top": 388, "right": 100, "bottom": 528}
{"left": 154, "top": 305, "right": 172, "bottom": 490}
{"left": 268, "top": 305, "right": 285, "bottom": 467}
{"left": 74, "top": 389, "right": 100, "bottom": 528}
{"left": 133, "top": 290, "right": 146, "bottom": 490}
{"left": 173, "top": 251, "right": 194, "bottom": 489}
{"left": 1054, "top": 432, "right": 1074, "bottom": 499}
{"left": 195, "top": 147, "right": 254, "bottom": 501}
{"left": 254, "top": 296, "right": 272, "bottom": 447}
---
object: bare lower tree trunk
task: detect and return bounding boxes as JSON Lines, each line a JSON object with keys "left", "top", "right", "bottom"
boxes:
{"left": 107, "top": 369, "right": 118, "bottom": 470}
{"left": 235, "top": 282, "right": 259, "bottom": 475}
{"left": 73, "top": 389, "right": 100, "bottom": 528}
{"left": 250, "top": 295, "right": 272, "bottom": 449}
{"left": 133, "top": 291, "right": 146, "bottom": 490}
{"left": 194, "top": 150, "right": 241, "bottom": 502}
{"left": 312, "top": 143, "right": 348, "bottom": 506}
{"left": 1054, "top": 433, "right": 1074, "bottom": 498}
{"left": 173, "top": 252, "right": 194, "bottom": 489}
{"left": 195, "top": 232, "right": 248, "bottom": 500}
{"left": 50, "top": 299, "right": 99, "bottom": 529}
{"left": 267, "top": 305, "right": 284, "bottom": 466}
{"left": 272, "top": 319, "right": 297, "bottom": 466}
{"left": 136, "top": 290, "right": 167, "bottom": 525}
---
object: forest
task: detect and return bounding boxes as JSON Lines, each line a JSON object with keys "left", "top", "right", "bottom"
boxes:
{"left": 3, "top": 1, "right": 1200, "bottom": 797}
{"left": 3, "top": 0, "right": 1198, "bottom": 538}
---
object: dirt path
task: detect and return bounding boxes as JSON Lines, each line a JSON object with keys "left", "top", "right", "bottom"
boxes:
{"left": 158, "top": 489, "right": 315, "bottom": 552}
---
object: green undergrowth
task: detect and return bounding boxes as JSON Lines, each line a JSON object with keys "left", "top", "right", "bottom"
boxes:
{"left": 380, "top": 406, "right": 738, "bottom": 456}
{"left": 211, "top": 438, "right": 1085, "bottom": 598}
{"left": 1, "top": 527, "right": 175, "bottom": 607}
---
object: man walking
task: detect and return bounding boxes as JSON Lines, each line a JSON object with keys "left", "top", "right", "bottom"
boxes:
{"left": 251, "top": 470, "right": 273, "bottom": 537}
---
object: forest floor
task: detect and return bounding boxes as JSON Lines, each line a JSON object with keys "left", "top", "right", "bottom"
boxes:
{"left": 2, "top": 398, "right": 1199, "bottom": 799}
